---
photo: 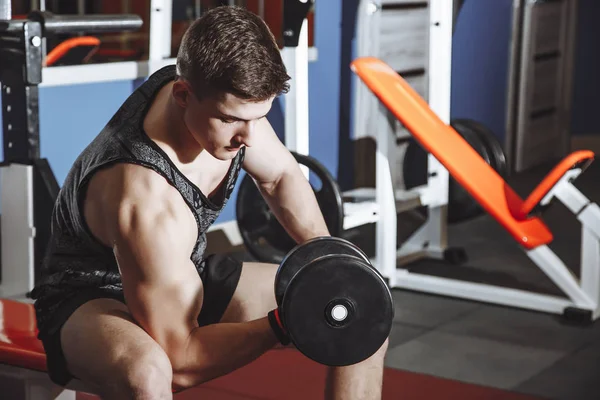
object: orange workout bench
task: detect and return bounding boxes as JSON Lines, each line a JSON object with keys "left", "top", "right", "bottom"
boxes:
{"left": 351, "top": 57, "right": 600, "bottom": 321}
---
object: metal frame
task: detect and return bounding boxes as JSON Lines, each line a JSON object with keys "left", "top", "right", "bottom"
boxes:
{"left": 504, "top": 0, "right": 526, "bottom": 174}
{"left": 40, "top": 0, "right": 175, "bottom": 87}
{"left": 279, "top": 0, "right": 315, "bottom": 183}
{"left": 0, "top": 10, "right": 143, "bottom": 299}
{"left": 282, "top": 17, "right": 310, "bottom": 156}
{"left": 0, "top": 0, "right": 9, "bottom": 20}
{"left": 393, "top": 0, "right": 452, "bottom": 275}
{"left": 394, "top": 166, "right": 600, "bottom": 320}
{"left": 349, "top": 0, "right": 600, "bottom": 321}
{"left": 346, "top": 0, "right": 452, "bottom": 287}
{"left": 149, "top": 0, "right": 172, "bottom": 63}
{"left": 36, "top": 0, "right": 317, "bottom": 88}
{"left": 40, "top": 50, "right": 318, "bottom": 88}
{"left": 0, "top": 165, "right": 35, "bottom": 298}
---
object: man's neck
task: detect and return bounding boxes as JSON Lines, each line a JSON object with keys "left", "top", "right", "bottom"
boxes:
{"left": 146, "top": 83, "right": 204, "bottom": 165}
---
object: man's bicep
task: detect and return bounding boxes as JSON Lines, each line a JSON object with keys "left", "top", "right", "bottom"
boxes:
{"left": 243, "top": 118, "right": 297, "bottom": 186}
{"left": 111, "top": 200, "right": 201, "bottom": 347}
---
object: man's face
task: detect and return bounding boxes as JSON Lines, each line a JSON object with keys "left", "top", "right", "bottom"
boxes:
{"left": 180, "top": 85, "right": 274, "bottom": 161}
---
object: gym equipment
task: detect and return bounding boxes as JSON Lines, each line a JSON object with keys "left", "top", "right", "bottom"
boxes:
{"left": 44, "top": 36, "right": 100, "bottom": 66}
{"left": 236, "top": 151, "right": 344, "bottom": 264}
{"left": 275, "top": 236, "right": 369, "bottom": 305}
{"left": 0, "top": 10, "right": 142, "bottom": 298}
{"left": 274, "top": 237, "right": 393, "bottom": 366}
{"left": 454, "top": 118, "right": 507, "bottom": 178}
{"left": 351, "top": 55, "right": 600, "bottom": 322}
{"left": 281, "top": 0, "right": 314, "bottom": 156}
{"left": 0, "top": 8, "right": 144, "bottom": 398}
{"left": 403, "top": 118, "right": 507, "bottom": 223}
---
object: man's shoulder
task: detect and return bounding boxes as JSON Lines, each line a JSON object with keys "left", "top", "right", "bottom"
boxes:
{"left": 87, "top": 162, "right": 180, "bottom": 209}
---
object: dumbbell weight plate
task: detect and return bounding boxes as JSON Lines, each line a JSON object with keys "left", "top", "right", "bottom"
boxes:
{"left": 275, "top": 236, "right": 370, "bottom": 305}
{"left": 452, "top": 118, "right": 507, "bottom": 178}
{"left": 236, "top": 151, "right": 345, "bottom": 264}
{"left": 403, "top": 119, "right": 506, "bottom": 223}
{"left": 281, "top": 254, "right": 394, "bottom": 367}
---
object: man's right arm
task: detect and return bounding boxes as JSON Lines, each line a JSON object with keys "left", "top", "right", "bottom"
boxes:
{"left": 84, "top": 164, "right": 278, "bottom": 387}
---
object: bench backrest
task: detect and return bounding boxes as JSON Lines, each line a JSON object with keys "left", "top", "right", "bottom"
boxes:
{"left": 350, "top": 57, "right": 552, "bottom": 249}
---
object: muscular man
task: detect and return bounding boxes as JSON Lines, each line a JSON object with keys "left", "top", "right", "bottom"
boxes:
{"left": 31, "top": 6, "right": 388, "bottom": 399}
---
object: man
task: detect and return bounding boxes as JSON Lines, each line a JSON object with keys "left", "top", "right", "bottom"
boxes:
{"left": 31, "top": 6, "right": 388, "bottom": 399}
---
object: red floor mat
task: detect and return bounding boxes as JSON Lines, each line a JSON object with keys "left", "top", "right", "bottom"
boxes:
{"left": 78, "top": 349, "right": 541, "bottom": 399}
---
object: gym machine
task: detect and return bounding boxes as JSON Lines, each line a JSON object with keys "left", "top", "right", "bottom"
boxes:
{"left": 0, "top": 5, "right": 144, "bottom": 299}
{"left": 352, "top": 55, "right": 600, "bottom": 322}
{"left": 348, "top": 0, "right": 600, "bottom": 322}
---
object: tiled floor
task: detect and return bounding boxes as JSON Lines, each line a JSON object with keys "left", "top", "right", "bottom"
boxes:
{"left": 385, "top": 289, "right": 600, "bottom": 399}
{"left": 377, "top": 157, "right": 600, "bottom": 400}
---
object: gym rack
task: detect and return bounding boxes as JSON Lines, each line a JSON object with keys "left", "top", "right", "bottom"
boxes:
{"left": 0, "top": 7, "right": 143, "bottom": 298}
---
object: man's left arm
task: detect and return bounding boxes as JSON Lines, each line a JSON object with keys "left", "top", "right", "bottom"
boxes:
{"left": 242, "top": 118, "right": 330, "bottom": 244}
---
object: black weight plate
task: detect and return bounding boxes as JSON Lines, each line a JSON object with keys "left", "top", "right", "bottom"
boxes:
{"left": 453, "top": 118, "right": 507, "bottom": 178}
{"left": 402, "top": 138, "right": 428, "bottom": 191}
{"left": 448, "top": 120, "right": 494, "bottom": 222}
{"left": 275, "top": 236, "right": 370, "bottom": 305}
{"left": 403, "top": 120, "right": 494, "bottom": 223}
{"left": 282, "top": 254, "right": 393, "bottom": 367}
{"left": 236, "top": 152, "right": 345, "bottom": 264}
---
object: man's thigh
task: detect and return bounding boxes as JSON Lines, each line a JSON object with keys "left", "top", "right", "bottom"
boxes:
{"left": 219, "top": 262, "right": 279, "bottom": 323}
{"left": 59, "top": 297, "right": 172, "bottom": 395}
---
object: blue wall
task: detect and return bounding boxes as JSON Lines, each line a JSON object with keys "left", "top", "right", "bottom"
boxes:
{"left": 451, "top": 0, "right": 600, "bottom": 139}
{"left": 450, "top": 0, "right": 514, "bottom": 145}
{"left": 39, "top": 81, "right": 137, "bottom": 183}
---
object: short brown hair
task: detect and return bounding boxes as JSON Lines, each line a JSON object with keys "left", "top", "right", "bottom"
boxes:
{"left": 176, "top": 6, "right": 290, "bottom": 101}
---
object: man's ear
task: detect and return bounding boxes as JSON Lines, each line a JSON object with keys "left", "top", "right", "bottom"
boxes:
{"left": 172, "top": 80, "right": 192, "bottom": 108}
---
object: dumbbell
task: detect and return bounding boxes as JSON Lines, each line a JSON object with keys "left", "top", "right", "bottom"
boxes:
{"left": 270, "top": 236, "right": 394, "bottom": 367}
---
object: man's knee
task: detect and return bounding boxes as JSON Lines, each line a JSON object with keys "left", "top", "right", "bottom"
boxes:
{"left": 108, "top": 348, "right": 173, "bottom": 399}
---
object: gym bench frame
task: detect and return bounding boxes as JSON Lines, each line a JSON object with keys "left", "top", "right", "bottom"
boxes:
{"left": 352, "top": 55, "right": 600, "bottom": 322}
{"left": 345, "top": 0, "right": 600, "bottom": 322}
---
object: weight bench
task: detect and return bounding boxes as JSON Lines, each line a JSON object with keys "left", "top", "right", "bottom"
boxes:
{"left": 0, "top": 298, "right": 95, "bottom": 399}
{"left": 351, "top": 57, "right": 600, "bottom": 321}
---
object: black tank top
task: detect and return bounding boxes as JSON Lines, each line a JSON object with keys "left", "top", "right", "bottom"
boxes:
{"left": 31, "top": 65, "right": 245, "bottom": 335}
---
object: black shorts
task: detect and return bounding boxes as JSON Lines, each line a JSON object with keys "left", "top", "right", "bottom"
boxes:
{"left": 39, "top": 253, "right": 243, "bottom": 387}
